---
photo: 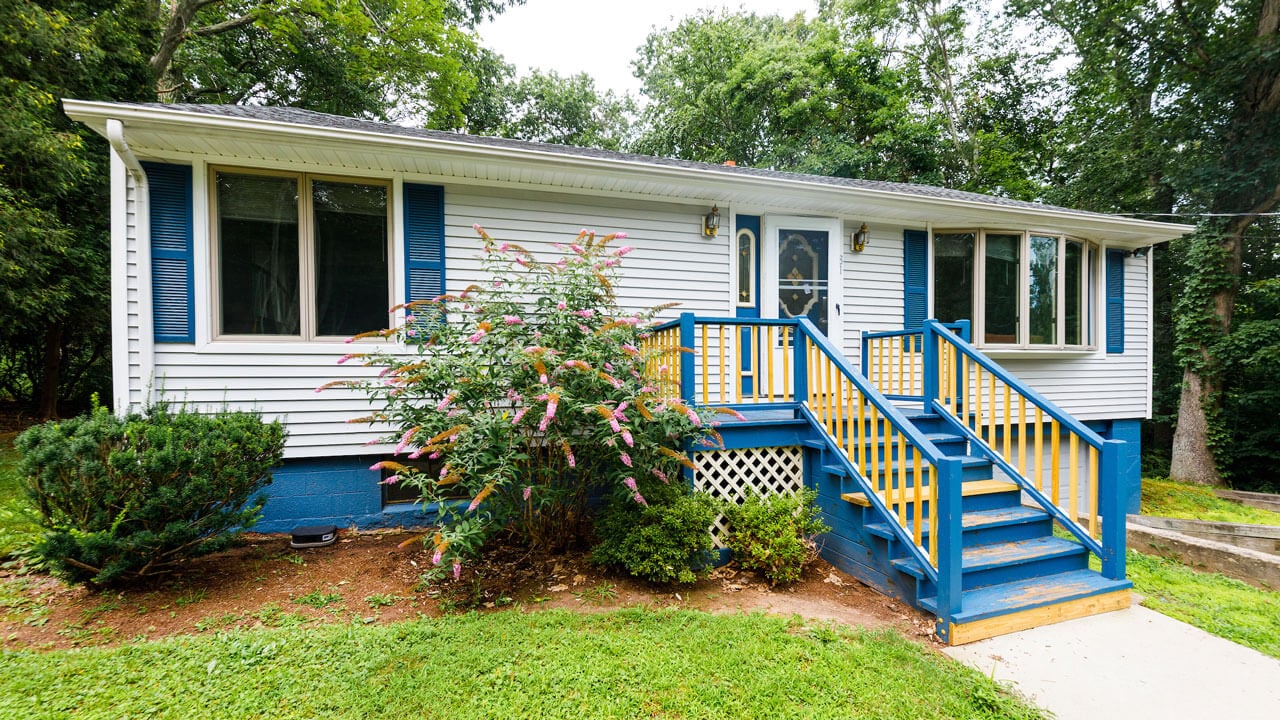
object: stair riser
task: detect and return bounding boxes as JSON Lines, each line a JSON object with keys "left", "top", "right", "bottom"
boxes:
{"left": 962, "top": 552, "right": 1089, "bottom": 591}
{"left": 964, "top": 518, "right": 1053, "bottom": 546}
{"left": 808, "top": 434, "right": 970, "bottom": 461}
{"left": 844, "top": 488, "right": 1024, "bottom": 519}
{"left": 821, "top": 463, "right": 995, "bottom": 487}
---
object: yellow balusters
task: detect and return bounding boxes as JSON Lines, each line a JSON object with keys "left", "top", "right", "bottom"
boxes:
{"left": 1050, "top": 419, "right": 1061, "bottom": 505}
{"left": 1088, "top": 444, "right": 1099, "bottom": 537}
{"left": 1034, "top": 407, "right": 1044, "bottom": 495}
{"left": 765, "top": 326, "right": 775, "bottom": 401}
{"left": 751, "top": 325, "right": 761, "bottom": 403}
{"left": 700, "top": 325, "right": 709, "bottom": 405}
{"left": 1018, "top": 394, "right": 1027, "bottom": 477}
{"left": 912, "top": 449, "right": 924, "bottom": 548}
{"left": 896, "top": 433, "right": 907, "bottom": 526}
{"left": 1068, "top": 432, "right": 1079, "bottom": 522}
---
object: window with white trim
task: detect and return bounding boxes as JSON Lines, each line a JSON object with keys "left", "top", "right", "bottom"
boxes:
{"left": 933, "top": 229, "right": 1099, "bottom": 349}
{"left": 212, "top": 168, "right": 391, "bottom": 339}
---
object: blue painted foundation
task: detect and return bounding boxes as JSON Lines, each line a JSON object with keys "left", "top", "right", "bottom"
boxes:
{"left": 256, "top": 456, "right": 433, "bottom": 533}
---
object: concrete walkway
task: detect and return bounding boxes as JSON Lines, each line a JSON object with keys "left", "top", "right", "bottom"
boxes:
{"left": 943, "top": 604, "right": 1280, "bottom": 719}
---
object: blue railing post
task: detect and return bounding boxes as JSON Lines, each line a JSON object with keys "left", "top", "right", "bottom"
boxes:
{"left": 935, "top": 457, "right": 965, "bottom": 639}
{"left": 954, "top": 319, "right": 971, "bottom": 343}
{"left": 678, "top": 312, "right": 696, "bottom": 404}
{"left": 1099, "top": 439, "right": 1127, "bottom": 580}
{"left": 923, "top": 320, "right": 939, "bottom": 413}
{"left": 793, "top": 326, "right": 808, "bottom": 404}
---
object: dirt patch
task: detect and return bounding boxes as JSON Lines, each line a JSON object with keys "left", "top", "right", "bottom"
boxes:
{"left": 0, "top": 529, "right": 934, "bottom": 651}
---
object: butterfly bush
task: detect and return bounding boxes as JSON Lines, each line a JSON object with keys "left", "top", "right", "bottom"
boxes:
{"left": 333, "top": 226, "right": 724, "bottom": 570}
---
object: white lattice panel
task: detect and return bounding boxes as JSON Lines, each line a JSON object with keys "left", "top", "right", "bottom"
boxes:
{"left": 693, "top": 446, "right": 805, "bottom": 548}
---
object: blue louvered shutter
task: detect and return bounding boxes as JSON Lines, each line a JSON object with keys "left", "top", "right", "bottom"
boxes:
{"left": 403, "top": 183, "right": 445, "bottom": 307}
{"left": 903, "top": 229, "right": 929, "bottom": 331}
{"left": 1106, "top": 250, "right": 1125, "bottom": 353}
{"left": 143, "top": 163, "right": 194, "bottom": 342}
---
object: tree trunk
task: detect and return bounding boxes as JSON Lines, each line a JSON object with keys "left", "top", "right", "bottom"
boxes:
{"left": 1169, "top": 367, "right": 1221, "bottom": 484}
{"left": 37, "top": 323, "right": 63, "bottom": 419}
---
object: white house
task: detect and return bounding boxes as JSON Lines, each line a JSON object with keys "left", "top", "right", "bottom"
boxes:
{"left": 64, "top": 100, "right": 1189, "bottom": 532}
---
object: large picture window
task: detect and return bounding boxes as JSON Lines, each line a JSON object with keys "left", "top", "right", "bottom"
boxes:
{"left": 213, "top": 169, "right": 390, "bottom": 339}
{"left": 933, "top": 229, "right": 1098, "bottom": 349}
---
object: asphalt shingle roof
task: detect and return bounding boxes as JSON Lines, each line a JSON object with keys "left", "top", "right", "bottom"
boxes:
{"left": 134, "top": 102, "right": 1104, "bottom": 218}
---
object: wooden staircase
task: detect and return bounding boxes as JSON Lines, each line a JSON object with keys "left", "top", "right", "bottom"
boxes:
{"left": 721, "top": 409, "right": 1131, "bottom": 645}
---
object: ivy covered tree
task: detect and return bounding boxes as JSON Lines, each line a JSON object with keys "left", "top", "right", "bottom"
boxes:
{"left": 1013, "top": 0, "right": 1280, "bottom": 485}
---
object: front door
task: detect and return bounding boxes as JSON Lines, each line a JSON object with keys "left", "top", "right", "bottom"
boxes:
{"left": 762, "top": 217, "right": 842, "bottom": 341}
{"left": 761, "top": 216, "right": 843, "bottom": 394}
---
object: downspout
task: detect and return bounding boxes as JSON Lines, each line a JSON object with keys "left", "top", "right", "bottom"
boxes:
{"left": 105, "top": 119, "right": 156, "bottom": 412}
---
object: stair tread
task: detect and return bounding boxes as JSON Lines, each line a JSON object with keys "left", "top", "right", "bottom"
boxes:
{"left": 961, "top": 536, "right": 1087, "bottom": 570}
{"left": 842, "top": 479, "right": 1017, "bottom": 507}
{"left": 864, "top": 506, "right": 1049, "bottom": 538}
{"left": 918, "top": 569, "right": 1132, "bottom": 624}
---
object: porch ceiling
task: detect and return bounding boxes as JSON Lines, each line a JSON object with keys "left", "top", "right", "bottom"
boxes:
{"left": 65, "top": 100, "right": 1193, "bottom": 247}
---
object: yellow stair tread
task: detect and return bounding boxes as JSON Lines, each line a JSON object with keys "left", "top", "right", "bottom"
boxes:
{"left": 841, "top": 479, "right": 1018, "bottom": 507}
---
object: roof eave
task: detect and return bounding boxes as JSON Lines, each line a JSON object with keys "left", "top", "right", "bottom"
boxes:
{"left": 63, "top": 99, "right": 1196, "bottom": 245}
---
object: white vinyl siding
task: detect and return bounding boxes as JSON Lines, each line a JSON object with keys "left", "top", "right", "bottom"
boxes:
{"left": 136, "top": 182, "right": 732, "bottom": 458}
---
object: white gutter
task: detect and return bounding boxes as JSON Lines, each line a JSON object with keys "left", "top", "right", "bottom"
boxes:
{"left": 66, "top": 100, "right": 1195, "bottom": 244}
{"left": 105, "top": 118, "right": 155, "bottom": 412}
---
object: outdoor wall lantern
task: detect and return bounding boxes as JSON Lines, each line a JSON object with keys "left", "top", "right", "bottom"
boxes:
{"left": 851, "top": 223, "right": 870, "bottom": 253}
{"left": 1127, "top": 245, "right": 1151, "bottom": 258}
{"left": 703, "top": 206, "right": 720, "bottom": 237}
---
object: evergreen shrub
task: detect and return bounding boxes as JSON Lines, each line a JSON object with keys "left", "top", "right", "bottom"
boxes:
{"left": 16, "top": 404, "right": 286, "bottom": 585}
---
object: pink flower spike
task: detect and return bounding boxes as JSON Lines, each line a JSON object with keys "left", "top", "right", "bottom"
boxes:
{"left": 432, "top": 548, "right": 443, "bottom": 565}
{"left": 539, "top": 416, "right": 550, "bottom": 433}
{"left": 344, "top": 337, "right": 355, "bottom": 344}
{"left": 623, "top": 476, "right": 637, "bottom": 491}
{"left": 406, "top": 328, "right": 417, "bottom": 337}
{"left": 620, "top": 452, "right": 632, "bottom": 467}
{"left": 405, "top": 314, "right": 416, "bottom": 324}
{"left": 609, "top": 418, "right": 621, "bottom": 433}
{"left": 453, "top": 562, "right": 462, "bottom": 580}
{"left": 497, "top": 242, "right": 510, "bottom": 252}
{"left": 615, "top": 232, "right": 628, "bottom": 239}
{"left": 523, "top": 486, "right": 533, "bottom": 501}
{"left": 468, "top": 496, "right": 482, "bottom": 512}
{"left": 385, "top": 475, "right": 400, "bottom": 485}
{"left": 337, "top": 353, "right": 355, "bottom": 365}
{"left": 621, "top": 429, "right": 634, "bottom": 447}
{"left": 472, "top": 223, "right": 482, "bottom": 232}
{"left": 632, "top": 492, "right": 648, "bottom": 507}
{"left": 566, "top": 450, "right": 576, "bottom": 468}
{"left": 369, "top": 461, "right": 387, "bottom": 472}
{"left": 503, "top": 315, "right": 524, "bottom": 325}
{"left": 515, "top": 257, "right": 529, "bottom": 267}
{"left": 651, "top": 468, "right": 668, "bottom": 483}
{"left": 556, "top": 301, "right": 567, "bottom": 310}
{"left": 570, "top": 244, "right": 585, "bottom": 254}
{"left": 614, "top": 245, "right": 635, "bottom": 256}
{"left": 512, "top": 407, "right": 529, "bottom": 425}
{"left": 468, "top": 330, "right": 486, "bottom": 343}
{"left": 436, "top": 394, "right": 454, "bottom": 412}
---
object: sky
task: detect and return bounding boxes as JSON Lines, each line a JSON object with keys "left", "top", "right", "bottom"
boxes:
{"left": 479, "top": 1, "right": 817, "bottom": 97}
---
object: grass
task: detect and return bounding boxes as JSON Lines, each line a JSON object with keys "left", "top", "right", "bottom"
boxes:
{"left": 1123, "top": 550, "right": 1280, "bottom": 659}
{"left": 0, "top": 433, "right": 41, "bottom": 561}
{"left": 1141, "top": 477, "right": 1280, "bottom": 526}
{"left": 0, "top": 608, "right": 1045, "bottom": 720}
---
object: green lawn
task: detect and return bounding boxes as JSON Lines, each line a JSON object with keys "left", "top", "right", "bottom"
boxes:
{"left": 1123, "top": 550, "right": 1280, "bottom": 659}
{"left": 1141, "top": 477, "right": 1280, "bottom": 526}
{"left": 0, "top": 433, "right": 40, "bottom": 560}
{"left": 0, "top": 608, "right": 1045, "bottom": 720}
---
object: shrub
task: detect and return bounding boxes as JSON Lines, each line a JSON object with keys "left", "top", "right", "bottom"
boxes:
{"left": 16, "top": 404, "right": 286, "bottom": 585}
{"left": 723, "top": 488, "right": 829, "bottom": 586}
{"left": 334, "top": 227, "right": 725, "bottom": 574}
{"left": 592, "top": 477, "right": 719, "bottom": 584}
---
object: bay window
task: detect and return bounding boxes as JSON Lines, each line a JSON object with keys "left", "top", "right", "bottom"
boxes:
{"left": 933, "top": 229, "right": 1098, "bottom": 349}
{"left": 213, "top": 169, "right": 391, "bottom": 339}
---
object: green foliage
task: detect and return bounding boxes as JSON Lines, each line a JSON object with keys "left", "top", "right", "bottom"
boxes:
{"left": 632, "top": 9, "right": 947, "bottom": 183}
{"left": 0, "top": 609, "right": 1046, "bottom": 719}
{"left": 0, "top": 437, "right": 41, "bottom": 564}
{"left": 723, "top": 488, "right": 829, "bottom": 585}
{"left": 159, "top": 0, "right": 520, "bottom": 125}
{"left": 16, "top": 404, "right": 286, "bottom": 585}
{"left": 591, "top": 479, "right": 720, "bottom": 585}
{"left": 483, "top": 69, "right": 635, "bottom": 150}
{"left": 0, "top": 0, "right": 158, "bottom": 413}
{"left": 340, "top": 227, "right": 719, "bottom": 572}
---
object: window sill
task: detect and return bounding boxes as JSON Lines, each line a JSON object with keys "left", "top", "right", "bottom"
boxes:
{"left": 980, "top": 348, "right": 1100, "bottom": 360}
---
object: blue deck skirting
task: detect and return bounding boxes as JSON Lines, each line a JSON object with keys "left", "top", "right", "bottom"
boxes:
{"left": 256, "top": 456, "right": 433, "bottom": 533}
